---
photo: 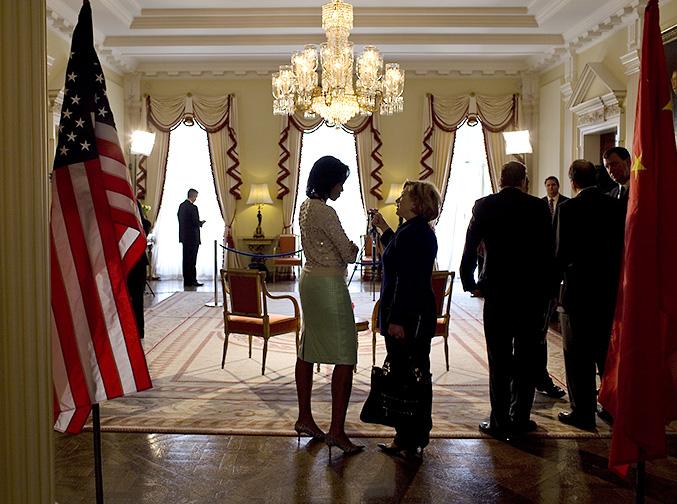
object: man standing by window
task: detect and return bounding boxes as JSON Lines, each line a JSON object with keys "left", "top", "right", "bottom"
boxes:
{"left": 178, "top": 188, "right": 205, "bottom": 287}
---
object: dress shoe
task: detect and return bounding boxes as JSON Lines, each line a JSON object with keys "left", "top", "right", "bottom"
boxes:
{"left": 511, "top": 419, "right": 538, "bottom": 435}
{"left": 596, "top": 405, "right": 614, "bottom": 425}
{"left": 479, "top": 420, "right": 511, "bottom": 441}
{"left": 558, "top": 411, "right": 595, "bottom": 430}
{"left": 536, "top": 382, "right": 566, "bottom": 399}
{"left": 192, "top": 282, "right": 204, "bottom": 287}
{"left": 377, "top": 442, "right": 404, "bottom": 457}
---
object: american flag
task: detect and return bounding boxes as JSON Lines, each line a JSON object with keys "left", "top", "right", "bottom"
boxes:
{"left": 51, "top": 1, "right": 152, "bottom": 434}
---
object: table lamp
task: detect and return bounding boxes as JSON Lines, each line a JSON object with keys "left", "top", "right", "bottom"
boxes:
{"left": 247, "top": 183, "right": 273, "bottom": 238}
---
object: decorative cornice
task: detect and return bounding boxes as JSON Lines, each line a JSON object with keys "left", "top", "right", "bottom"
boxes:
{"left": 572, "top": 93, "right": 624, "bottom": 126}
{"left": 620, "top": 50, "right": 641, "bottom": 75}
{"left": 560, "top": 82, "right": 574, "bottom": 102}
{"left": 528, "top": 0, "right": 646, "bottom": 73}
{"left": 139, "top": 7, "right": 530, "bottom": 17}
{"left": 46, "top": 4, "right": 133, "bottom": 75}
{"left": 135, "top": 59, "right": 527, "bottom": 80}
{"left": 568, "top": 62, "right": 625, "bottom": 110}
{"left": 131, "top": 12, "right": 537, "bottom": 30}
{"left": 105, "top": 33, "right": 564, "bottom": 48}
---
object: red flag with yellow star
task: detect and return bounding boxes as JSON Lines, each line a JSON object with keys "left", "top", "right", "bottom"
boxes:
{"left": 598, "top": 0, "right": 677, "bottom": 477}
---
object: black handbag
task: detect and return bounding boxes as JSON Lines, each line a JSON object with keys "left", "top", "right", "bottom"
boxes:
{"left": 359, "top": 357, "right": 431, "bottom": 428}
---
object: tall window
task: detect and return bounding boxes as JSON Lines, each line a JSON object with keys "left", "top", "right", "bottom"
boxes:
{"left": 152, "top": 123, "right": 225, "bottom": 280}
{"left": 435, "top": 122, "right": 492, "bottom": 273}
{"left": 293, "top": 124, "right": 365, "bottom": 250}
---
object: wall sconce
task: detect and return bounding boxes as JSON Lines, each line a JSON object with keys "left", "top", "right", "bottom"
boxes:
{"left": 246, "top": 183, "right": 273, "bottom": 238}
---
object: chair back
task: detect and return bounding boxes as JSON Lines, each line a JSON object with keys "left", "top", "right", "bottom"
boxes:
{"left": 221, "top": 269, "right": 266, "bottom": 317}
{"left": 278, "top": 234, "right": 297, "bottom": 254}
{"left": 431, "top": 270, "right": 455, "bottom": 317}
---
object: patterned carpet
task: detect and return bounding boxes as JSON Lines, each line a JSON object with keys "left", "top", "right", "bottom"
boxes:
{"left": 94, "top": 288, "right": 615, "bottom": 438}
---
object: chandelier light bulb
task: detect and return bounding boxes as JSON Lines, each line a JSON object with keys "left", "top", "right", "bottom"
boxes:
{"left": 271, "top": 0, "right": 404, "bottom": 126}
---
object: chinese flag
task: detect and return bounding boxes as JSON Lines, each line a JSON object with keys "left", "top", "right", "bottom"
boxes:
{"left": 598, "top": 0, "right": 677, "bottom": 476}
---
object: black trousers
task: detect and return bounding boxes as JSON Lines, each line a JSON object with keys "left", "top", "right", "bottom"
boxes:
{"left": 482, "top": 298, "right": 543, "bottom": 430}
{"left": 182, "top": 242, "right": 199, "bottom": 285}
{"left": 127, "top": 257, "right": 147, "bottom": 338}
{"left": 384, "top": 329, "right": 433, "bottom": 450}
{"left": 560, "top": 308, "right": 612, "bottom": 422}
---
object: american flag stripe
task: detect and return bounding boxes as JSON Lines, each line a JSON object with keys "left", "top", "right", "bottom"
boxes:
{"left": 55, "top": 166, "right": 123, "bottom": 399}
{"left": 79, "top": 163, "right": 142, "bottom": 394}
{"left": 51, "top": 1, "right": 151, "bottom": 433}
{"left": 51, "top": 181, "right": 106, "bottom": 398}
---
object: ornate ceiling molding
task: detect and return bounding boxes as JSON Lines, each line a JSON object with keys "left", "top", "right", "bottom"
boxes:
{"left": 46, "top": 5, "right": 133, "bottom": 75}
{"left": 130, "top": 9, "right": 537, "bottom": 30}
{"left": 528, "top": 0, "right": 646, "bottom": 72}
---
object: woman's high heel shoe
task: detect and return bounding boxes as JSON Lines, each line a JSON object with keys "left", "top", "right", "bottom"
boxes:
{"left": 325, "top": 434, "right": 365, "bottom": 457}
{"left": 294, "top": 421, "right": 325, "bottom": 445}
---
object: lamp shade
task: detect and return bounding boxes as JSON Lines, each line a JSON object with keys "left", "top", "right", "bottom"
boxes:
{"left": 130, "top": 130, "right": 156, "bottom": 156}
{"left": 503, "top": 130, "right": 532, "bottom": 155}
{"left": 384, "top": 183, "right": 402, "bottom": 204}
{"left": 246, "top": 183, "right": 273, "bottom": 205}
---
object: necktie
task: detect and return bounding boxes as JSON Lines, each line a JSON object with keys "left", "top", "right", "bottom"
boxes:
{"left": 549, "top": 198, "right": 555, "bottom": 216}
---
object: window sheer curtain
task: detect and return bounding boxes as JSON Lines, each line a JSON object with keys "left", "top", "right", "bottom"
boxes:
{"left": 145, "top": 93, "right": 243, "bottom": 272}
{"left": 152, "top": 124, "right": 225, "bottom": 280}
{"left": 276, "top": 114, "right": 383, "bottom": 233}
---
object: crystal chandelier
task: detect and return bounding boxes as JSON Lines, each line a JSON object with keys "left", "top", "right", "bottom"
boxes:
{"left": 272, "top": 0, "right": 405, "bottom": 126}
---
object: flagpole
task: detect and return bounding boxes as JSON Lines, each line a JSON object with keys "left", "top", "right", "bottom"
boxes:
{"left": 205, "top": 239, "right": 222, "bottom": 307}
{"left": 92, "top": 403, "right": 104, "bottom": 504}
{"left": 635, "top": 455, "right": 646, "bottom": 504}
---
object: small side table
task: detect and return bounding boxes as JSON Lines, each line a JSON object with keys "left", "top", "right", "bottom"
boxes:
{"left": 240, "top": 237, "right": 275, "bottom": 278}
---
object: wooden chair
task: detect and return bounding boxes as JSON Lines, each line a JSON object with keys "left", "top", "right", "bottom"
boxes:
{"left": 272, "top": 234, "right": 302, "bottom": 282}
{"left": 432, "top": 270, "right": 455, "bottom": 371}
{"left": 220, "top": 268, "right": 300, "bottom": 375}
{"left": 370, "top": 270, "right": 455, "bottom": 370}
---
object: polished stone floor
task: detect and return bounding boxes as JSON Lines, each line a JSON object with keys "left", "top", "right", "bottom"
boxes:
{"left": 53, "top": 278, "right": 677, "bottom": 503}
{"left": 55, "top": 433, "right": 677, "bottom": 503}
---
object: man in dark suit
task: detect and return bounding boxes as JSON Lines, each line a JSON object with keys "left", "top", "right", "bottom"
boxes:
{"left": 535, "top": 176, "right": 569, "bottom": 399}
{"left": 178, "top": 188, "right": 205, "bottom": 287}
{"left": 556, "top": 160, "right": 625, "bottom": 430}
{"left": 460, "top": 161, "right": 555, "bottom": 439}
{"left": 602, "top": 146, "right": 631, "bottom": 209}
{"left": 542, "top": 176, "right": 569, "bottom": 222}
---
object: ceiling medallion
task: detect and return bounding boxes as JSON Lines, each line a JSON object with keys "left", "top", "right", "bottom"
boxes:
{"left": 272, "top": 0, "right": 405, "bottom": 126}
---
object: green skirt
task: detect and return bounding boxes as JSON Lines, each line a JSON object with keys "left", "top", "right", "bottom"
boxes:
{"left": 298, "top": 271, "right": 357, "bottom": 365}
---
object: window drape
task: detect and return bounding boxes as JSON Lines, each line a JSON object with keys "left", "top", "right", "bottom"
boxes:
{"left": 276, "top": 114, "right": 383, "bottom": 233}
{"left": 145, "top": 93, "right": 243, "bottom": 268}
{"left": 419, "top": 93, "right": 519, "bottom": 194}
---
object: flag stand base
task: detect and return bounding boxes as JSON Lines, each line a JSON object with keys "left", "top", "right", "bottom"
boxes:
{"left": 205, "top": 239, "right": 222, "bottom": 307}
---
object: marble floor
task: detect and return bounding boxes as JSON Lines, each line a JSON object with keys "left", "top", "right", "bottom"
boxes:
{"left": 53, "top": 278, "right": 677, "bottom": 503}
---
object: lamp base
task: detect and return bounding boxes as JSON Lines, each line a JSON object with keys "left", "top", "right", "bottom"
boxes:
{"left": 253, "top": 225, "right": 264, "bottom": 239}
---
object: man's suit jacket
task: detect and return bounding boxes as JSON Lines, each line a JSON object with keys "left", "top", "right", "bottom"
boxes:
{"left": 607, "top": 184, "right": 629, "bottom": 214}
{"left": 460, "top": 187, "right": 555, "bottom": 303}
{"left": 378, "top": 215, "right": 437, "bottom": 338}
{"left": 177, "top": 200, "right": 201, "bottom": 246}
{"left": 555, "top": 187, "right": 624, "bottom": 322}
